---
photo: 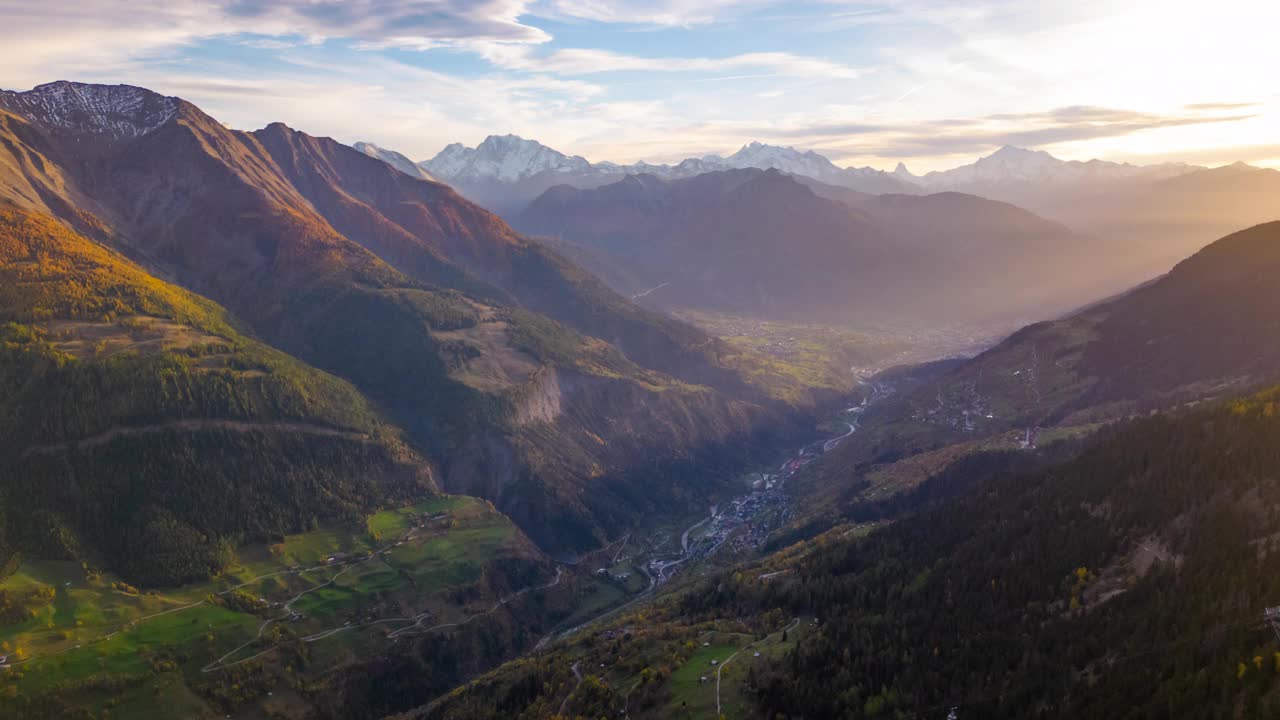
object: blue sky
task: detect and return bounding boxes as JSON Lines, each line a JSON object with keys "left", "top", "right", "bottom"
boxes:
{"left": 1, "top": 0, "right": 1276, "bottom": 170}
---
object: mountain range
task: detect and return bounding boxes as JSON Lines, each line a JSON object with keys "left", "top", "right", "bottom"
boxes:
{"left": 410, "top": 135, "right": 916, "bottom": 215}
{"left": 0, "top": 81, "right": 819, "bottom": 565}
{"left": 516, "top": 168, "right": 1123, "bottom": 329}
{"left": 357, "top": 134, "right": 1280, "bottom": 332}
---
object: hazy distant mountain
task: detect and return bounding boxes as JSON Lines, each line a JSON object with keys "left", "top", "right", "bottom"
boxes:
{"left": 517, "top": 168, "right": 1128, "bottom": 330}
{"left": 352, "top": 141, "right": 437, "bottom": 181}
{"left": 843, "top": 220, "right": 1280, "bottom": 461}
{"left": 1039, "top": 161, "right": 1280, "bottom": 267}
{"left": 400, "top": 135, "right": 915, "bottom": 216}
{"left": 703, "top": 141, "right": 914, "bottom": 194}
{"left": 897, "top": 145, "right": 1280, "bottom": 269}
{"left": 901, "top": 145, "right": 1198, "bottom": 189}
{"left": 406, "top": 135, "right": 1273, "bottom": 271}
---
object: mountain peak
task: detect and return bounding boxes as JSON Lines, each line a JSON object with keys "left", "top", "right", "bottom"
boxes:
{"left": 724, "top": 141, "right": 840, "bottom": 175}
{"left": 353, "top": 141, "right": 436, "bottom": 181}
{"left": 0, "top": 81, "right": 180, "bottom": 139}
{"left": 422, "top": 133, "right": 591, "bottom": 182}
{"left": 985, "top": 144, "right": 1056, "bottom": 162}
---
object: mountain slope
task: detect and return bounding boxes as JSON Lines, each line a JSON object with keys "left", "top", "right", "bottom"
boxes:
{"left": 421, "top": 379, "right": 1280, "bottom": 719}
{"left": 0, "top": 204, "right": 433, "bottom": 585}
{"left": 518, "top": 168, "right": 1114, "bottom": 329}
{"left": 819, "top": 220, "right": 1280, "bottom": 495}
{"left": 256, "top": 123, "right": 756, "bottom": 396}
{"left": 0, "top": 81, "right": 801, "bottom": 556}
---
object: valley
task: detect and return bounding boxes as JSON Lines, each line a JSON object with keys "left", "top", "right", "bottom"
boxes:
{"left": 0, "top": 17, "right": 1278, "bottom": 715}
{"left": 0, "top": 355, "right": 890, "bottom": 719}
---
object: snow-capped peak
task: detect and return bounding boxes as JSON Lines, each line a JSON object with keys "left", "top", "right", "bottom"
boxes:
{"left": 413, "top": 135, "right": 914, "bottom": 194}
{"left": 353, "top": 141, "right": 436, "bottom": 181}
{"left": 0, "top": 81, "right": 179, "bottom": 139}
{"left": 918, "top": 145, "right": 1200, "bottom": 187}
{"left": 420, "top": 134, "right": 591, "bottom": 182}
{"left": 723, "top": 141, "right": 840, "bottom": 176}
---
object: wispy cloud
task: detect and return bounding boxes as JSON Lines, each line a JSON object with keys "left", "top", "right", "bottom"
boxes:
{"left": 1183, "top": 101, "right": 1261, "bottom": 112}
{"left": 725, "top": 105, "right": 1257, "bottom": 159}
{"left": 469, "top": 44, "right": 863, "bottom": 78}
{"left": 536, "top": 0, "right": 769, "bottom": 26}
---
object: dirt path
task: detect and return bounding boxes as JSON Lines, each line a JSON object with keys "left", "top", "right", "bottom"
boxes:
{"left": 22, "top": 419, "right": 372, "bottom": 456}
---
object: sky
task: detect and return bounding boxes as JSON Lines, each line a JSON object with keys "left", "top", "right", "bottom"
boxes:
{"left": 0, "top": 0, "right": 1276, "bottom": 172}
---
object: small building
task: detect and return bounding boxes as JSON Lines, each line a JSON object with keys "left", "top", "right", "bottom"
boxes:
{"left": 699, "top": 676, "right": 708, "bottom": 684}
{"left": 710, "top": 659, "right": 718, "bottom": 666}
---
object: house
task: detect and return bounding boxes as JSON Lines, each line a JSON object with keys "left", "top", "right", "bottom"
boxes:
{"left": 710, "top": 659, "right": 718, "bottom": 666}
{"left": 699, "top": 676, "right": 708, "bottom": 684}
{"left": 0, "top": 655, "right": 8, "bottom": 665}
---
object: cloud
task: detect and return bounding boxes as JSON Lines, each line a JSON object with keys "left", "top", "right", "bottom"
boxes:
{"left": 0, "top": 0, "right": 553, "bottom": 88}
{"left": 1183, "top": 101, "right": 1261, "bottom": 111}
{"left": 472, "top": 44, "right": 863, "bottom": 77}
{"left": 535, "top": 0, "right": 767, "bottom": 26}
{"left": 724, "top": 105, "right": 1257, "bottom": 160}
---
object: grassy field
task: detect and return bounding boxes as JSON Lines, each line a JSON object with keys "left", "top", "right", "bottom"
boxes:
{"left": 664, "top": 643, "right": 740, "bottom": 718}
{"left": 713, "top": 620, "right": 809, "bottom": 719}
{"left": 0, "top": 494, "right": 537, "bottom": 717}
{"left": 675, "top": 311, "right": 906, "bottom": 403}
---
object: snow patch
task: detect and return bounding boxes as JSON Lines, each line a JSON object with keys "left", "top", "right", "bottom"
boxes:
{"left": 0, "top": 81, "right": 178, "bottom": 139}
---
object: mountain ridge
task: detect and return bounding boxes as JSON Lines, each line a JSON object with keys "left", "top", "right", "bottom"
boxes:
{"left": 0, "top": 80, "right": 817, "bottom": 561}
{"left": 517, "top": 167, "right": 1139, "bottom": 330}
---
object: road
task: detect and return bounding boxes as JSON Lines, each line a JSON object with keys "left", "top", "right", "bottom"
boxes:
{"left": 822, "top": 422, "right": 857, "bottom": 452}
{"left": 556, "top": 660, "right": 584, "bottom": 717}
{"left": 545, "top": 564, "right": 655, "bottom": 645}
{"left": 22, "top": 419, "right": 373, "bottom": 457}
{"left": 538, "top": 386, "right": 892, "bottom": 666}
{"left": 716, "top": 617, "right": 801, "bottom": 717}
{"left": 630, "top": 282, "right": 670, "bottom": 299}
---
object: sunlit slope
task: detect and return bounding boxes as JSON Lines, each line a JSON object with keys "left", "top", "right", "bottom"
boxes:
{"left": 0, "top": 205, "right": 434, "bottom": 585}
